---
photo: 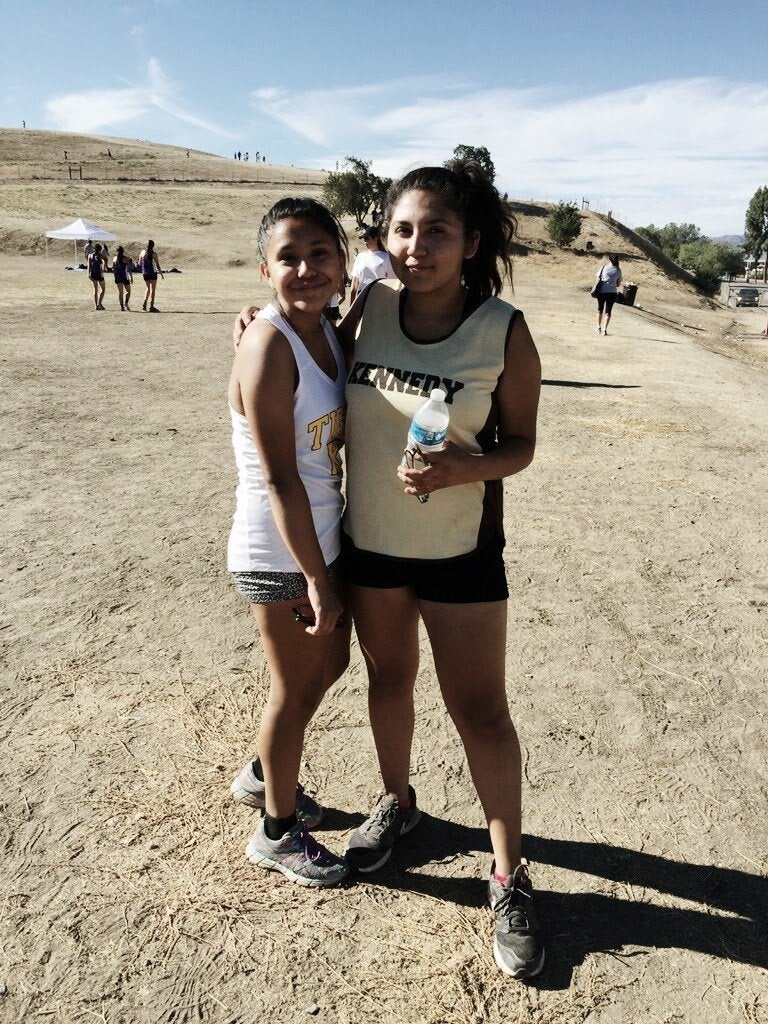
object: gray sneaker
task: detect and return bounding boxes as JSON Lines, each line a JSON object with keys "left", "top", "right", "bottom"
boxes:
{"left": 488, "top": 859, "right": 545, "bottom": 979}
{"left": 345, "top": 785, "right": 421, "bottom": 872}
{"left": 231, "top": 760, "right": 323, "bottom": 829}
{"left": 246, "top": 820, "right": 349, "bottom": 888}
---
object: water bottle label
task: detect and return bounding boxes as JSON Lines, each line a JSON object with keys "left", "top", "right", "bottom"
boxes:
{"left": 410, "top": 422, "right": 447, "bottom": 447}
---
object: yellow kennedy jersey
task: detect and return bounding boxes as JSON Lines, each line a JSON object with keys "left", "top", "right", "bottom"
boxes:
{"left": 343, "top": 280, "right": 516, "bottom": 560}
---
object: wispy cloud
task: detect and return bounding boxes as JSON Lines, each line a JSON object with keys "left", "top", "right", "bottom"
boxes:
{"left": 46, "top": 58, "right": 233, "bottom": 139}
{"left": 252, "top": 76, "right": 768, "bottom": 231}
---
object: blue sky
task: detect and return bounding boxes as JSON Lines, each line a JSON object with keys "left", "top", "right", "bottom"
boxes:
{"left": 2, "top": 0, "right": 766, "bottom": 235}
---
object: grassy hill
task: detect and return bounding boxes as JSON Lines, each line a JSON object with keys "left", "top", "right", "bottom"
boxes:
{"left": 0, "top": 129, "right": 328, "bottom": 266}
{"left": 0, "top": 128, "right": 705, "bottom": 307}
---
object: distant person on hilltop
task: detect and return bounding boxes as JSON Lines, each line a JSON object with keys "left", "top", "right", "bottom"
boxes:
{"left": 113, "top": 246, "right": 133, "bottom": 311}
{"left": 87, "top": 243, "right": 107, "bottom": 310}
{"left": 138, "top": 240, "right": 164, "bottom": 312}
{"left": 593, "top": 254, "right": 622, "bottom": 336}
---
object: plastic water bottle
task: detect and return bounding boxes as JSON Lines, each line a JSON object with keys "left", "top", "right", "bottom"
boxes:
{"left": 404, "top": 389, "right": 450, "bottom": 503}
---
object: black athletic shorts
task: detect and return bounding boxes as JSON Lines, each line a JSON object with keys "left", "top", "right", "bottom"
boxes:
{"left": 597, "top": 292, "right": 617, "bottom": 314}
{"left": 341, "top": 531, "right": 508, "bottom": 604}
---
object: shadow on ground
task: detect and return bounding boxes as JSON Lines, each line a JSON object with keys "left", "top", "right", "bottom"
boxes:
{"left": 348, "top": 816, "right": 768, "bottom": 987}
{"left": 542, "top": 379, "right": 641, "bottom": 389}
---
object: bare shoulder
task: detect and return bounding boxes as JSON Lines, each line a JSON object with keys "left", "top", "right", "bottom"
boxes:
{"left": 505, "top": 310, "right": 541, "bottom": 372}
{"left": 236, "top": 317, "right": 293, "bottom": 369}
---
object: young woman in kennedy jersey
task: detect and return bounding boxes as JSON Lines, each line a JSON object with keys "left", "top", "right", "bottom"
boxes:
{"left": 338, "top": 163, "right": 544, "bottom": 980}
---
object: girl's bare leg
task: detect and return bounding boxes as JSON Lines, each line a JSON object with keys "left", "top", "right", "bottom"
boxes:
{"left": 419, "top": 599, "right": 521, "bottom": 877}
{"left": 351, "top": 585, "right": 420, "bottom": 799}
{"left": 252, "top": 600, "right": 351, "bottom": 819}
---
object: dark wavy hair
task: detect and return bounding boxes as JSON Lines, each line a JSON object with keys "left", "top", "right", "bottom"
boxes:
{"left": 257, "top": 198, "right": 349, "bottom": 262}
{"left": 382, "top": 161, "right": 516, "bottom": 298}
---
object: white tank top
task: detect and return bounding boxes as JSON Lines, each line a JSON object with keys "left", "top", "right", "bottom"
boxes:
{"left": 227, "top": 303, "right": 346, "bottom": 572}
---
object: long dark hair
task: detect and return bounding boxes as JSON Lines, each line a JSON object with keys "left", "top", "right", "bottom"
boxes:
{"left": 382, "top": 161, "right": 517, "bottom": 298}
{"left": 257, "top": 198, "right": 349, "bottom": 262}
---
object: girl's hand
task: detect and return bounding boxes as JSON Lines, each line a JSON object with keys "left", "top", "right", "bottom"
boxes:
{"left": 233, "top": 305, "right": 261, "bottom": 350}
{"left": 304, "top": 579, "right": 344, "bottom": 637}
{"left": 397, "top": 441, "right": 474, "bottom": 498}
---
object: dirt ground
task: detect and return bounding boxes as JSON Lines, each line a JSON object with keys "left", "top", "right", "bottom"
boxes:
{"left": 1, "top": 139, "right": 768, "bottom": 1023}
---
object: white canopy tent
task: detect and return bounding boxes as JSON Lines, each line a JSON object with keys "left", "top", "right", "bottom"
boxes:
{"left": 45, "top": 218, "right": 117, "bottom": 260}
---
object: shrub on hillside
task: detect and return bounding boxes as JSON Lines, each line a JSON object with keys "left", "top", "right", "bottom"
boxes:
{"left": 546, "top": 202, "right": 582, "bottom": 247}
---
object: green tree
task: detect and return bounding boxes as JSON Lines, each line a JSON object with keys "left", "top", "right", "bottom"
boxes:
{"left": 636, "top": 224, "right": 663, "bottom": 249}
{"left": 678, "top": 239, "right": 746, "bottom": 291}
{"left": 635, "top": 222, "right": 701, "bottom": 262}
{"left": 321, "top": 157, "right": 391, "bottom": 229}
{"left": 448, "top": 144, "right": 496, "bottom": 183}
{"left": 545, "top": 202, "right": 582, "bottom": 247}
{"left": 744, "top": 186, "right": 768, "bottom": 282}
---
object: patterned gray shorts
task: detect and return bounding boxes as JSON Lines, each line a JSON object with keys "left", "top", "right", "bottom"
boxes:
{"left": 231, "top": 556, "right": 342, "bottom": 604}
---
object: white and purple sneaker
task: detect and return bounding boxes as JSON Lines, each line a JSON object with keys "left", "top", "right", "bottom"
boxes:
{"left": 246, "top": 820, "right": 349, "bottom": 887}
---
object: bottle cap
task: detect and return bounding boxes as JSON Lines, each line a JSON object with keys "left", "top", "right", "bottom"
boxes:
{"left": 430, "top": 389, "right": 446, "bottom": 402}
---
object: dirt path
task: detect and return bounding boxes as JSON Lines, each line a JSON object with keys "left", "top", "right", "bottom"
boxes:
{"left": 1, "top": 257, "right": 767, "bottom": 1023}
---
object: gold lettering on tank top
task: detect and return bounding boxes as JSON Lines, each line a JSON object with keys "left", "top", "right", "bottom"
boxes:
{"left": 307, "top": 406, "right": 346, "bottom": 476}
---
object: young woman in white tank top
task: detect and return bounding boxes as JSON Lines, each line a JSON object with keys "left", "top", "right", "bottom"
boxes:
{"left": 226, "top": 199, "right": 351, "bottom": 887}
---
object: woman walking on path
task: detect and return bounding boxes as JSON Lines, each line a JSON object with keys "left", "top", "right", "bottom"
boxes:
{"left": 138, "top": 240, "right": 164, "bottom": 311}
{"left": 87, "top": 243, "right": 107, "bottom": 310}
{"left": 339, "top": 163, "right": 544, "bottom": 980}
{"left": 594, "top": 254, "right": 622, "bottom": 335}
{"left": 113, "top": 246, "right": 133, "bottom": 311}
{"left": 228, "top": 198, "right": 352, "bottom": 888}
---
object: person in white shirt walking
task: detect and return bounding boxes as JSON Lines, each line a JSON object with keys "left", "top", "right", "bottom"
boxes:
{"left": 349, "top": 226, "right": 395, "bottom": 304}
{"left": 594, "top": 254, "right": 622, "bottom": 335}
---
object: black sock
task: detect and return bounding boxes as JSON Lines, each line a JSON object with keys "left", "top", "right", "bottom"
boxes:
{"left": 264, "top": 812, "right": 297, "bottom": 840}
{"left": 251, "top": 758, "right": 264, "bottom": 782}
